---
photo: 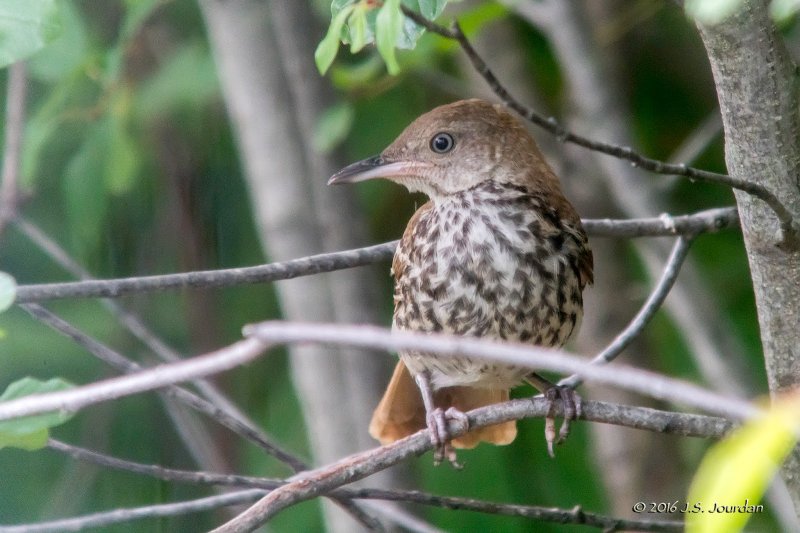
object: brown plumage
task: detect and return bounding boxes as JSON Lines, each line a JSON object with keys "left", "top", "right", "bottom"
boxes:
{"left": 329, "top": 99, "right": 592, "bottom": 463}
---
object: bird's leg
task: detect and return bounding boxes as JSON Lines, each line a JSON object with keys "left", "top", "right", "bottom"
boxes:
{"left": 414, "top": 372, "right": 468, "bottom": 468}
{"left": 526, "top": 372, "right": 582, "bottom": 457}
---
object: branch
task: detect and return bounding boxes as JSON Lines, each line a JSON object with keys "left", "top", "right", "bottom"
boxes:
{"left": 560, "top": 235, "right": 694, "bottom": 388}
{"left": 42, "top": 438, "right": 689, "bottom": 531}
{"left": 212, "top": 393, "right": 714, "bottom": 531}
{"left": 0, "top": 490, "right": 268, "bottom": 533}
{"left": 12, "top": 208, "right": 738, "bottom": 304}
{"left": 0, "top": 62, "right": 27, "bottom": 235}
{"left": 399, "top": 7, "right": 799, "bottom": 249}
{"left": 13, "top": 240, "right": 397, "bottom": 303}
{"left": 0, "top": 322, "right": 758, "bottom": 424}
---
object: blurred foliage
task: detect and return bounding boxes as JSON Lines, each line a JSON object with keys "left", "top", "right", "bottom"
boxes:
{"left": 687, "top": 392, "right": 800, "bottom": 532}
{"left": 0, "top": 0, "right": 790, "bottom": 531}
{"left": 0, "top": 0, "right": 61, "bottom": 69}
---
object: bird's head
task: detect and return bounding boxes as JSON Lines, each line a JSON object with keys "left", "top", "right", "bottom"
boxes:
{"left": 328, "top": 99, "right": 559, "bottom": 201}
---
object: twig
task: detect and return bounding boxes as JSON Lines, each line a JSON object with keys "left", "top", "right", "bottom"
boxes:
{"left": 0, "top": 321, "right": 758, "bottom": 424}
{"left": 13, "top": 240, "right": 398, "bottom": 303}
{"left": 400, "top": 7, "right": 799, "bottom": 250}
{"left": 44, "top": 437, "right": 689, "bottom": 531}
{"left": 560, "top": 235, "right": 694, "bottom": 388}
{"left": 12, "top": 209, "right": 738, "bottom": 304}
{"left": 0, "top": 62, "right": 27, "bottom": 235}
{"left": 582, "top": 207, "right": 736, "bottom": 238}
{"left": 0, "top": 490, "right": 268, "bottom": 533}
{"left": 0, "top": 480, "right": 682, "bottom": 533}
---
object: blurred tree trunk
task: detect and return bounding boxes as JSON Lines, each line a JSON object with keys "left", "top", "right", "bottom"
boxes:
{"left": 696, "top": 0, "right": 800, "bottom": 513}
{"left": 199, "top": 1, "right": 394, "bottom": 530}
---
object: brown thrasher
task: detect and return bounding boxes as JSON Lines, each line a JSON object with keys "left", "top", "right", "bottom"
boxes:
{"left": 328, "top": 99, "right": 593, "bottom": 465}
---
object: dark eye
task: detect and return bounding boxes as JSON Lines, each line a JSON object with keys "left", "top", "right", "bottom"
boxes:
{"left": 430, "top": 132, "right": 455, "bottom": 154}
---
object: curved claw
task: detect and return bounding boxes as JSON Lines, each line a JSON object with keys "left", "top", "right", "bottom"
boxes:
{"left": 543, "top": 386, "right": 582, "bottom": 457}
{"left": 426, "top": 407, "right": 469, "bottom": 468}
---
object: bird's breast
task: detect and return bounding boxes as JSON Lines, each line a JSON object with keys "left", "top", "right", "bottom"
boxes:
{"left": 391, "top": 183, "right": 586, "bottom": 388}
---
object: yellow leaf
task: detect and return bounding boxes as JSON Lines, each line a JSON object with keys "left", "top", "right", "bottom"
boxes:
{"left": 687, "top": 393, "right": 800, "bottom": 533}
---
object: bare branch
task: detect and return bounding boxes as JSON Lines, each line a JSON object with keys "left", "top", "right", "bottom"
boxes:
{"left": 1, "top": 478, "right": 683, "bottom": 533}
{"left": 399, "top": 7, "right": 799, "bottom": 249}
{"left": 561, "top": 235, "right": 694, "bottom": 388}
{"left": 212, "top": 393, "right": 714, "bottom": 531}
{"left": 12, "top": 209, "right": 738, "bottom": 304}
{"left": 13, "top": 240, "right": 397, "bottom": 303}
{"left": 582, "top": 207, "right": 737, "bottom": 238}
{"left": 43, "top": 437, "right": 691, "bottom": 531}
{"left": 0, "top": 490, "right": 268, "bottom": 533}
{"left": 0, "top": 322, "right": 758, "bottom": 424}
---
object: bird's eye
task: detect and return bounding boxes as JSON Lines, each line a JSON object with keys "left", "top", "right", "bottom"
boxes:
{"left": 430, "top": 132, "right": 455, "bottom": 154}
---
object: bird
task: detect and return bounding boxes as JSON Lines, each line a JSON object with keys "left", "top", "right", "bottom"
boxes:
{"left": 328, "top": 99, "right": 593, "bottom": 465}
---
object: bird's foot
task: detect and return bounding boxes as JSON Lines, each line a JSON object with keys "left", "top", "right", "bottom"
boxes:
{"left": 543, "top": 386, "right": 582, "bottom": 458}
{"left": 426, "top": 407, "right": 469, "bottom": 468}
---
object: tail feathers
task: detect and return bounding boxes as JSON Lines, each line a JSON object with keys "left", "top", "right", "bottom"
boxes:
{"left": 369, "top": 361, "right": 517, "bottom": 449}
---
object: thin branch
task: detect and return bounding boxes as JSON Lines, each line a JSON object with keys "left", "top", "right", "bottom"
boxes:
{"left": 13, "top": 240, "right": 397, "bottom": 303}
{"left": 44, "top": 437, "right": 689, "bottom": 531}
{"left": 560, "top": 235, "right": 695, "bottom": 388}
{"left": 582, "top": 207, "right": 737, "bottom": 238}
{"left": 1, "top": 480, "right": 682, "bottom": 533}
{"left": 12, "top": 208, "right": 738, "bottom": 304}
{"left": 0, "top": 321, "right": 758, "bottom": 424}
{"left": 48, "top": 396, "right": 733, "bottom": 492}
{"left": 0, "top": 490, "right": 268, "bottom": 533}
{"left": 0, "top": 62, "right": 27, "bottom": 235}
{"left": 400, "top": 7, "right": 799, "bottom": 250}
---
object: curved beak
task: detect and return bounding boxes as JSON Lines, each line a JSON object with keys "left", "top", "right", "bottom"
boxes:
{"left": 327, "top": 155, "right": 432, "bottom": 185}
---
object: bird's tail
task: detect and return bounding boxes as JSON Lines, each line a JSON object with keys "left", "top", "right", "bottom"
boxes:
{"left": 369, "top": 361, "right": 517, "bottom": 449}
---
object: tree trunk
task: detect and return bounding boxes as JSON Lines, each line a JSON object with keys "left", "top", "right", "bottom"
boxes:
{"left": 696, "top": 0, "right": 800, "bottom": 512}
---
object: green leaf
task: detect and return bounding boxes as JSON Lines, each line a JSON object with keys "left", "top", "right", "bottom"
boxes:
{"left": 315, "top": 3, "right": 356, "bottom": 75}
{"left": 349, "top": 4, "right": 369, "bottom": 53}
{"left": 26, "top": 0, "right": 88, "bottom": 82}
{"left": 312, "top": 102, "right": 355, "bottom": 153}
{"left": 685, "top": 0, "right": 745, "bottom": 25}
{"left": 687, "top": 395, "right": 800, "bottom": 533}
{"left": 0, "top": 0, "right": 62, "bottom": 68}
{"left": 318, "top": 0, "right": 452, "bottom": 76}
{"left": 376, "top": 0, "right": 403, "bottom": 75}
{"left": 0, "top": 377, "right": 75, "bottom": 451}
{"left": 0, "top": 272, "right": 16, "bottom": 312}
